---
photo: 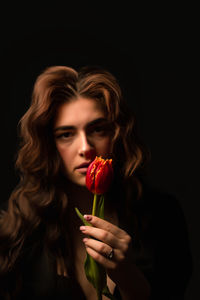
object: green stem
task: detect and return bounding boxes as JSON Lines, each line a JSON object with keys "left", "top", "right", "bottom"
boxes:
{"left": 92, "top": 193, "right": 97, "bottom": 216}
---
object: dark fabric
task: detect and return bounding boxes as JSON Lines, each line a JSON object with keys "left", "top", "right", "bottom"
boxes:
{"left": 0, "top": 184, "right": 193, "bottom": 299}
{"left": 141, "top": 184, "right": 193, "bottom": 299}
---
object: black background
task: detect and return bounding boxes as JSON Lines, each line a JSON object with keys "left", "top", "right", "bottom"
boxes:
{"left": 1, "top": 3, "right": 199, "bottom": 299}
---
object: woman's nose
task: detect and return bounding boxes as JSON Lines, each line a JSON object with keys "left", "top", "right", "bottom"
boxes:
{"left": 78, "top": 133, "right": 96, "bottom": 160}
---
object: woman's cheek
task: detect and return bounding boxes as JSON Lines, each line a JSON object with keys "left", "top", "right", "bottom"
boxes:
{"left": 96, "top": 137, "right": 113, "bottom": 157}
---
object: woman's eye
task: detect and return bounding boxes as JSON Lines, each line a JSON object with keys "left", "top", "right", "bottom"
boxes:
{"left": 94, "top": 127, "right": 104, "bottom": 132}
{"left": 56, "top": 132, "right": 73, "bottom": 139}
{"left": 89, "top": 126, "right": 109, "bottom": 137}
{"left": 92, "top": 126, "right": 106, "bottom": 134}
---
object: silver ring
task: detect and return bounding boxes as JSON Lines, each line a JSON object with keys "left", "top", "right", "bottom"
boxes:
{"left": 107, "top": 248, "right": 114, "bottom": 260}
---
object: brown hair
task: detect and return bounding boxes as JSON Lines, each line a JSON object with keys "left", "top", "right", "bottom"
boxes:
{"left": 0, "top": 65, "right": 150, "bottom": 276}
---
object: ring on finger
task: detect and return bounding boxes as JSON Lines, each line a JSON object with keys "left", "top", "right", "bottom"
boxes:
{"left": 106, "top": 248, "right": 114, "bottom": 260}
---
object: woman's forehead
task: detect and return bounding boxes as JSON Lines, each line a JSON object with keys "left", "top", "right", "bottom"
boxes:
{"left": 53, "top": 97, "right": 106, "bottom": 129}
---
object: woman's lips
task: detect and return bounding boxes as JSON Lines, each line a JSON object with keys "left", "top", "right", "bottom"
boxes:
{"left": 76, "top": 167, "right": 88, "bottom": 174}
{"left": 75, "top": 162, "right": 91, "bottom": 174}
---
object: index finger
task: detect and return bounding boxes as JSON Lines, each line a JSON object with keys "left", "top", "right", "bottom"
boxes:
{"left": 83, "top": 214, "right": 127, "bottom": 239}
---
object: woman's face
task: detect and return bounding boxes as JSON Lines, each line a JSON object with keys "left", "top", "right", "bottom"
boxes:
{"left": 54, "top": 97, "right": 113, "bottom": 187}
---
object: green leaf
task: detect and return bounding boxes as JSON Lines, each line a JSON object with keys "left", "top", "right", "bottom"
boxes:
{"left": 74, "top": 207, "right": 92, "bottom": 226}
{"left": 84, "top": 252, "right": 107, "bottom": 300}
{"left": 84, "top": 253, "right": 117, "bottom": 300}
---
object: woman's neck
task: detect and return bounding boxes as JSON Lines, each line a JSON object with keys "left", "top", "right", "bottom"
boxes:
{"left": 66, "top": 181, "right": 94, "bottom": 214}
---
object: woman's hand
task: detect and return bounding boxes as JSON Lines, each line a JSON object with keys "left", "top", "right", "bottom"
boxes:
{"left": 80, "top": 215, "right": 151, "bottom": 299}
{"left": 80, "top": 214, "right": 132, "bottom": 279}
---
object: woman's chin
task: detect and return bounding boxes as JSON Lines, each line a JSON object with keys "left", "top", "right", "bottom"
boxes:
{"left": 71, "top": 176, "right": 87, "bottom": 188}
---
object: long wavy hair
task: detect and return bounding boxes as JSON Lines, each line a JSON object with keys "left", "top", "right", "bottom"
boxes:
{"left": 0, "top": 65, "right": 150, "bottom": 278}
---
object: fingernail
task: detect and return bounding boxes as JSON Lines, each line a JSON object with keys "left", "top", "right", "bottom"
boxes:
{"left": 84, "top": 215, "right": 92, "bottom": 221}
{"left": 80, "top": 226, "right": 86, "bottom": 231}
{"left": 83, "top": 238, "right": 88, "bottom": 243}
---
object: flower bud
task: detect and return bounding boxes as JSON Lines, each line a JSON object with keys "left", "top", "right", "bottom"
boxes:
{"left": 86, "top": 156, "right": 113, "bottom": 195}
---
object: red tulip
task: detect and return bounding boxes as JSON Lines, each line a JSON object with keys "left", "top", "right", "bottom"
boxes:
{"left": 76, "top": 156, "right": 114, "bottom": 299}
{"left": 86, "top": 156, "right": 113, "bottom": 195}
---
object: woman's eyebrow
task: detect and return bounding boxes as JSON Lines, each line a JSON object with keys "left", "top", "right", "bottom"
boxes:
{"left": 54, "top": 118, "right": 108, "bottom": 132}
{"left": 54, "top": 125, "right": 74, "bottom": 132}
{"left": 86, "top": 118, "right": 108, "bottom": 128}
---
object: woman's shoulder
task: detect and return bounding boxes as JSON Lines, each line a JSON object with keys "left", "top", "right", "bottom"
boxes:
{"left": 130, "top": 180, "right": 191, "bottom": 250}
{"left": 140, "top": 181, "right": 184, "bottom": 213}
{"left": 142, "top": 181, "right": 177, "bottom": 201}
{"left": 1, "top": 229, "right": 57, "bottom": 299}
{"left": 137, "top": 181, "right": 188, "bottom": 230}
{"left": 135, "top": 181, "right": 193, "bottom": 296}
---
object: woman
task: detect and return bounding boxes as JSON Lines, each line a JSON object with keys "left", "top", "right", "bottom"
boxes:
{"left": 0, "top": 65, "right": 192, "bottom": 299}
